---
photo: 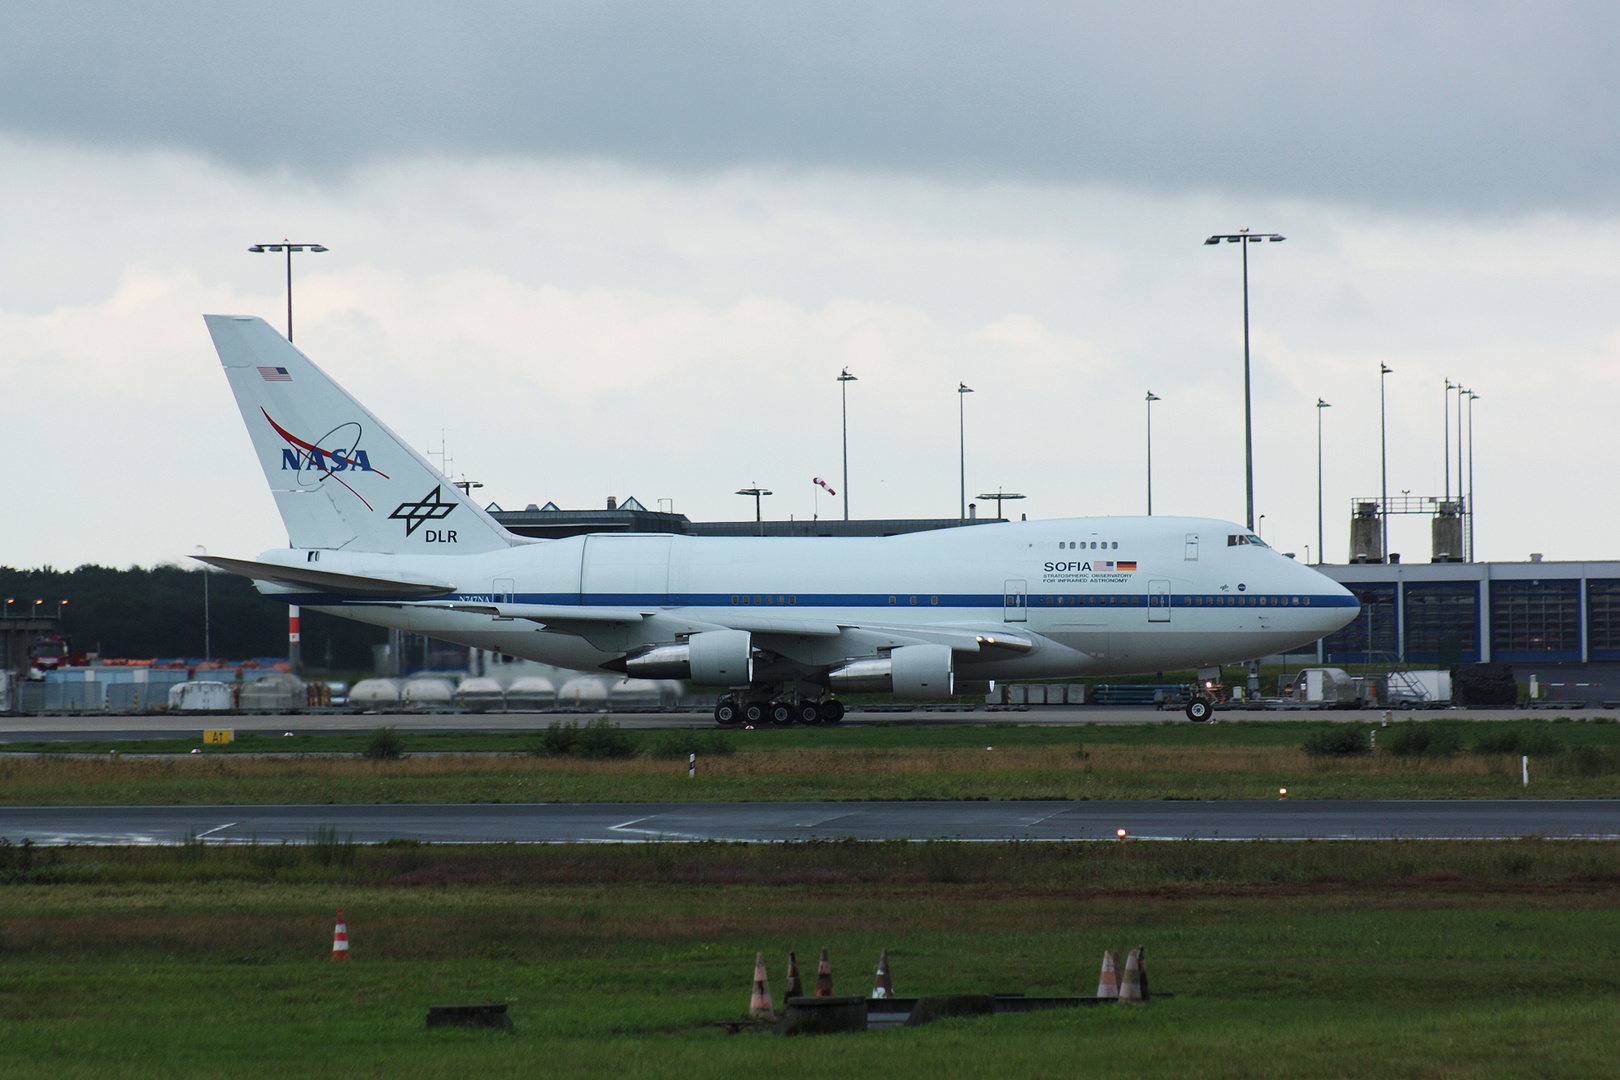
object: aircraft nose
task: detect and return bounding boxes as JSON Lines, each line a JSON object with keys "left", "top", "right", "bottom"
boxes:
{"left": 1316, "top": 572, "right": 1360, "bottom": 633}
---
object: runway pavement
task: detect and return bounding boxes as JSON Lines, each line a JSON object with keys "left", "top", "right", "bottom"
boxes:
{"left": 4, "top": 799, "right": 1617, "bottom": 845}
{"left": 5, "top": 704, "right": 1616, "bottom": 742}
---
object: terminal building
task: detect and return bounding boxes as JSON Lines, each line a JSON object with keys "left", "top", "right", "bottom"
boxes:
{"left": 1317, "top": 559, "right": 1619, "bottom": 668}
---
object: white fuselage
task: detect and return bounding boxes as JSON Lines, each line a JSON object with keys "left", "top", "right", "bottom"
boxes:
{"left": 259, "top": 515, "right": 1358, "bottom": 681}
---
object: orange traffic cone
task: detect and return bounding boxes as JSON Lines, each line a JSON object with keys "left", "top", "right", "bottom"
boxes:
{"left": 1096, "top": 950, "right": 1119, "bottom": 998}
{"left": 749, "top": 952, "right": 774, "bottom": 1018}
{"left": 814, "top": 947, "right": 834, "bottom": 997}
{"left": 1119, "top": 946, "right": 1144, "bottom": 1001}
{"left": 331, "top": 908, "right": 350, "bottom": 962}
{"left": 785, "top": 951, "right": 804, "bottom": 999}
{"left": 872, "top": 948, "right": 894, "bottom": 999}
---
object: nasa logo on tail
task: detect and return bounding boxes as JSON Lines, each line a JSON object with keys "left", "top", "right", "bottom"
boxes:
{"left": 262, "top": 409, "right": 390, "bottom": 510}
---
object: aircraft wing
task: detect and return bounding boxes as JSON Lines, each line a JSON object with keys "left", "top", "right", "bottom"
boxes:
{"left": 194, "top": 555, "right": 458, "bottom": 599}
{"left": 421, "top": 602, "right": 652, "bottom": 624}
{"left": 824, "top": 624, "right": 1036, "bottom": 655}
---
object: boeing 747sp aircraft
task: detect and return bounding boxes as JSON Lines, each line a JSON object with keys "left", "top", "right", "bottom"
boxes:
{"left": 200, "top": 315, "right": 1359, "bottom": 724}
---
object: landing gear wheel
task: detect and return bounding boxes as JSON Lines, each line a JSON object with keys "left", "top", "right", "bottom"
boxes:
{"left": 796, "top": 701, "right": 823, "bottom": 725}
{"left": 769, "top": 702, "right": 794, "bottom": 726}
{"left": 743, "top": 702, "right": 767, "bottom": 725}
{"left": 818, "top": 699, "right": 845, "bottom": 724}
{"left": 714, "top": 700, "right": 742, "bottom": 726}
{"left": 1186, "top": 697, "right": 1213, "bottom": 722}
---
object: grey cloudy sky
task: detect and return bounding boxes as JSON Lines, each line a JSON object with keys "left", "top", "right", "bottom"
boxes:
{"left": 2, "top": 2, "right": 1618, "bottom": 574}
{"left": 4, "top": 2, "right": 1618, "bottom": 212}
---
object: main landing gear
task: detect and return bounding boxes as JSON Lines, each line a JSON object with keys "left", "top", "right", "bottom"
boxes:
{"left": 714, "top": 695, "right": 844, "bottom": 727}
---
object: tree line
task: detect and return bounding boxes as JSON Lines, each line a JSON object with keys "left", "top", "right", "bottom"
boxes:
{"left": 1, "top": 564, "right": 386, "bottom": 671}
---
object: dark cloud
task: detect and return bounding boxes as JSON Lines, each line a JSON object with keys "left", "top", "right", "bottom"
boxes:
{"left": 3, "top": 1, "right": 1617, "bottom": 213}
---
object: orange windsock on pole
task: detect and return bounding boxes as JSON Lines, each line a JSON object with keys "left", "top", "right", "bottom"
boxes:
{"left": 1096, "top": 950, "right": 1120, "bottom": 998}
{"left": 814, "top": 947, "right": 834, "bottom": 997}
{"left": 749, "top": 952, "right": 774, "bottom": 1018}
{"left": 785, "top": 951, "right": 804, "bottom": 999}
{"left": 331, "top": 908, "right": 350, "bottom": 962}
{"left": 872, "top": 948, "right": 894, "bottom": 999}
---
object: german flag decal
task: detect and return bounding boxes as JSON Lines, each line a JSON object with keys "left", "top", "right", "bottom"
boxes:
{"left": 1117, "top": 560, "right": 1137, "bottom": 571}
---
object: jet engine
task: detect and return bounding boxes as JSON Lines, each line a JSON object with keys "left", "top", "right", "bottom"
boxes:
{"left": 623, "top": 629, "right": 753, "bottom": 686}
{"left": 827, "top": 643, "right": 954, "bottom": 700}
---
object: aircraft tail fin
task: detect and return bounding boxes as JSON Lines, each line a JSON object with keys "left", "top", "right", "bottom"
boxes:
{"left": 205, "top": 314, "right": 514, "bottom": 554}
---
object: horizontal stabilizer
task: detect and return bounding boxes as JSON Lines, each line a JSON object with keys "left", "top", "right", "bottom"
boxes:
{"left": 194, "top": 556, "right": 457, "bottom": 599}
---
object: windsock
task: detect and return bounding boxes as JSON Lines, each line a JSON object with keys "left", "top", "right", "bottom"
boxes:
{"left": 872, "top": 948, "right": 894, "bottom": 999}
{"left": 749, "top": 952, "right": 774, "bottom": 1018}
{"left": 814, "top": 947, "right": 834, "bottom": 997}
{"left": 1096, "top": 950, "right": 1120, "bottom": 998}
{"left": 814, "top": 477, "right": 837, "bottom": 496}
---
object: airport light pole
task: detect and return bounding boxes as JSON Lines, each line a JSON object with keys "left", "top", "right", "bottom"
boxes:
{"left": 957, "top": 382, "right": 973, "bottom": 521}
{"left": 838, "top": 367, "right": 857, "bottom": 521}
{"left": 1316, "top": 398, "right": 1330, "bottom": 564}
{"left": 1443, "top": 378, "right": 1454, "bottom": 503}
{"left": 977, "top": 489, "right": 1025, "bottom": 521}
{"left": 248, "top": 240, "right": 328, "bottom": 342}
{"left": 1145, "top": 391, "right": 1160, "bottom": 515}
{"left": 1204, "top": 228, "right": 1286, "bottom": 530}
{"left": 1456, "top": 385, "right": 1467, "bottom": 519}
{"left": 735, "top": 487, "right": 772, "bottom": 535}
{"left": 195, "top": 546, "right": 211, "bottom": 663}
{"left": 1467, "top": 390, "right": 1479, "bottom": 560}
{"left": 1380, "top": 363, "right": 1392, "bottom": 563}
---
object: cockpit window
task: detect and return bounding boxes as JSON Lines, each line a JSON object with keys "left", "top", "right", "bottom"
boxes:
{"left": 1246, "top": 534, "right": 1268, "bottom": 548}
{"left": 1228, "top": 533, "right": 1270, "bottom": 548}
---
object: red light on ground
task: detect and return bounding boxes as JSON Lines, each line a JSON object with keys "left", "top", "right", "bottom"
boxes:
{"left": 1117, "top": 828, "right": 1127, "bottom": 839}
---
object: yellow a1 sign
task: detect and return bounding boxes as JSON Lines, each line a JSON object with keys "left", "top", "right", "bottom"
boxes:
{"left": 202, "top": 729, "right": 234, "bottom": 745}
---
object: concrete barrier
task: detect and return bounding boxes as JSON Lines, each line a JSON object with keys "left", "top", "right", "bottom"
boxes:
{"left": 773, "top": 995, "right": 867, "bottom": 1035}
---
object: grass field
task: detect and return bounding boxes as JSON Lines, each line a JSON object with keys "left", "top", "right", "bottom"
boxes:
{"left": 4, "top": 717, "right": 1620, "bottom": 804}
{"left": 2, "top": 841, "right": 1619, "bottom": 1079}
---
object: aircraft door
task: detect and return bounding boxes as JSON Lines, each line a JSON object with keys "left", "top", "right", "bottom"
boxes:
{"left": 1185, "top": 533, "right": 1199, "bottom": 560}
{"left": 1148, "top": 579, "right": 1171, "bottom": 622}
{"left": 493, "top": 577, "right": 515, "bottom": 605}
{"left": 1003, "top": 579, "right": 1027, "bottom": 622}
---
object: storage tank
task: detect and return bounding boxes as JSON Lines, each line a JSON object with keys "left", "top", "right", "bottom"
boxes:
{"left": 348, "top": 678, "right": 402, "bottom": 708}
{"left": 504, "top": 676, "right": 557, "bottom": 710}
{"left": 169, "top": 681, "right": 235, "bottom": 711}
{"left": 402, "top": 678, "right": 455, "bottom": 708}
{"left": 239, "top": 673, "right": 307, "bottom": 712}
{"left": 456, "top": 677, "right": 507, "bottom": 712}
{"left": 557, "top": 677, "right": 610, "bottom": 710}
{"left": 608, "top": 678, "right": 665, "bottom": 709}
